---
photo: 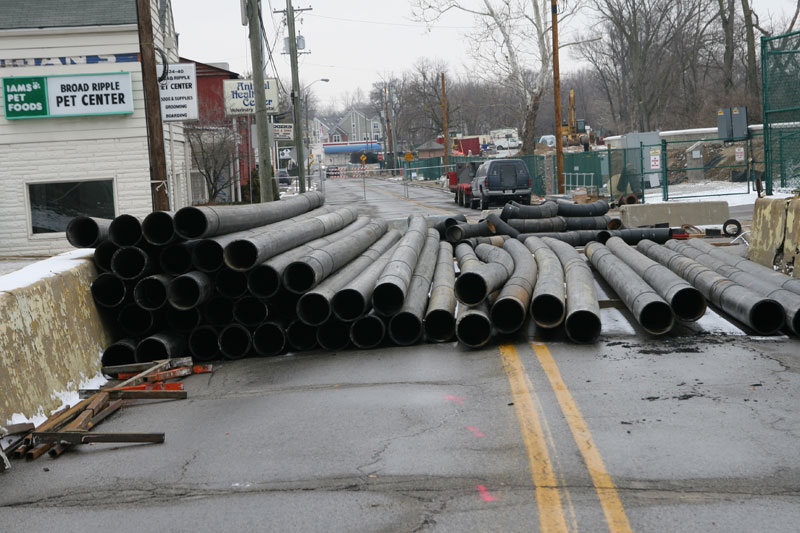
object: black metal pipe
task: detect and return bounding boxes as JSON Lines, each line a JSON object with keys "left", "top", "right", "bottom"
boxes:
{"left": 542, "top": 237, "right": 601, "bottom": 343}
{"left": 373, "top": 215, "right": 428, "bottom": 316}
{"left": 248, "top": 216, "right": 371, "bottom": 298}
{"left": 111, "top": 246, "right": 153, "bottom": 280}
{"left": 202, "top": 295, "right": 234, "bottom": 326}
{"left": 218, "top": 323, "right": 252, "bottom": 360}
{"left": 598, "top": 228, "right": 672, "bottom": 245}
{"left": 93, "top": 241, "right": 119, "bottom": 273}
{"left": 517, "top": 230, "right": 603, "bottom": 247}
{"left": 586, "top": 241, "right": 675, "bottom": 335}
{"left": 455, "top": 243, "right": 514, "bottom": 306}
{"left": 175, "top": 190, "right": 325, "bottom": 239}
{"left": 388, "top": 229, "right": 439, "bottom": 345}
{"left": 66, "top": 216, "right": 112, "bottom": 248}
{"left": 133, "top": 274, "right": 172, "bottom": 311}
{"left": 135, "top": 332, "right": 186, "bottom": 363}
{"left": 159, "top": 240, "right": 199, "bottom": 276}
{"left": 507, "top": 217, "right": 567, "bottom": 233}
{"left": 350, "top": 312, "right": 387, "bottom": 349}
{"left": 332, "top": 240, "right": 403, "bottom": 322}
{"left": 109, "top": 214, "right": 143, "bottom": 247}
{"left": 142, "top": 211, "right": 178, "bottom": 246}
{"left": 500, "top": 201, "right": 558, "bottom": 220}
{"left": 605, "top": 236, "right": 706, "bottom": 322}
{"left": 167, "top": 271, "right": 213, "bottom": 310}
{"left": 189, "top": 325, "right": 220, "bottom": 361}
{"left": 283, "top": 219, "right": 388, "bottom": 294}
{"left": 424, "top": 242, "right": 456, "bottom": 342}
{"left": 638, "top": 240, "right": 785, "bottom": 335}
{"left": 485, "top": 213, "right": 520, "bottom": 238}
{"left": 523, "top": 236, "right": 566, "bottom": 328}
{"left": 253, "top": 321, "right": 286, "bottom": 356}
{"left": 215, "top": 267, "right": 249, "bottom": 298}
{"left": 445, "top": 221, "right": 492, "bottom": 243}
{"left": 233, "top": 296, "right": 268, "bottom": 327}
{"left": 101, "top": 338, "right": 137, "bottom": 367}
{"left": 118, "top": 304, "right": 156, "bottom": 337}
{"left": 555, "top": 199, "right": 609, "bottom": 217}
{"left": 91, "top": 272, "right": 127, "bottom": 308}
{"left": 490, "top": 239, "right": 536, "bottom": 334}
{"left": 286, "top": 319, "right": 317, "bottom": 351}
{"left": 296, "top": 230, "right": 401, "bottom": 326}
{"left": 459, "top": 235, "right": 510, "bottom": 248}
{"left": 456, "top": 300, "right": 493, "bottom": 348}
{"left": 316, "top": 319, "right": 350, "bottom": 351}
{"left": 432, "top": 214, "right": 467, "bottom": 238}
{"left": 563, "top": 216, "right": 613, "bottom": 231}
{"left": 166, "top": 306, "right": 202, "bottom": 333}
{"left": 224, "top": 207, "right": 360, "bottom": 271}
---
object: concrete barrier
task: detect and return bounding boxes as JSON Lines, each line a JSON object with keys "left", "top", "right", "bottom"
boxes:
{"left": 0, "top": 250, "right": 113, "bottom": 424}
{"left": 619, "top": 201, "right": 730, "bottom": 228}
{"left": 750, "top": 196, "right": 800, "bottom": 278}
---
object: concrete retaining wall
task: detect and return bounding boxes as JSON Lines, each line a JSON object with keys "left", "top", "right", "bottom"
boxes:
{"left": 619, "top": 201, "right": 730, "bottom": 227}
{"left": 0, "top": 251, "right": 113, "bottom": 424}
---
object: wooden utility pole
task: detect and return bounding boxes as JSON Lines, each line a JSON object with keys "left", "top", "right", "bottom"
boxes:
{"left": 285, "top": 1, "right": 309, "bottom": 193}
{"left": 384, "top": 86, "right": 395, "bottom": 173}
{"left": 441, "top": 73, "right": 450, "bottom": 171}
{"left": 551, "top": 0, "right": 565, "bottom": 194}
{"left": 136, "top": 0, "right": 169, "bottom": 211}
{"left": 247, "top": 0, "right": 275, "bottom": 202}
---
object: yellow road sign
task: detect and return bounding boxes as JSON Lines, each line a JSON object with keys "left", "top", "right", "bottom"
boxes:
{"left": 404, "top": 152, "right": 414, "bottom": 162}
{"left": 360, "top": 154, "right": 367, "bottom": 163}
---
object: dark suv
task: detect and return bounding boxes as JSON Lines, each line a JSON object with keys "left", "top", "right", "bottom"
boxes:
{"left": 469, "top": 159, "right": 532, "bottom": 209}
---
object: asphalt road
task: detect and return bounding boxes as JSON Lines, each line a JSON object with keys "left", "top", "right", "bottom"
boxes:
{"left": 2, "top": 177, "right": 800, "bottom": 532}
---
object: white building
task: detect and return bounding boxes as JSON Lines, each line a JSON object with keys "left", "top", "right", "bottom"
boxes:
{"left": 0, "top": 0, "right": 191, "bottom": 257}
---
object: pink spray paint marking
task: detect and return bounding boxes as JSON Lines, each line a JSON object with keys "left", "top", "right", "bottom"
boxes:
{"left": 476, "top": 485, "right": 498, "bottom": 501}
{"left": 465, "top": 426, "right": 485, "bottom": 437}
{"left": 445, "top": 395, "right": 466, "bottom": 404}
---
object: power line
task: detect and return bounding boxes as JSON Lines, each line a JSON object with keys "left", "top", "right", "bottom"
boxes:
{"left": 258, "top": 1, "right": 288, "bottom": 95}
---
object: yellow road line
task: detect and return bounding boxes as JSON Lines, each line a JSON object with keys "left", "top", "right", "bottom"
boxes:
{"left": 531, "top": 342, "right": 633, "bottom": 533}
{"left": 498, "top": 344, "right": 569, "bottom": 533}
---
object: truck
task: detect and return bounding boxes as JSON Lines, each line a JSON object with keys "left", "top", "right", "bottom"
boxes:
{"left": 468, "top": 158, "right": 532, "bottom": 209}
{"left": 449, "top": 161, "right": 483, "bottom": 207}
{"left": 489, "top": 128, "right": 520, "bottom": 151}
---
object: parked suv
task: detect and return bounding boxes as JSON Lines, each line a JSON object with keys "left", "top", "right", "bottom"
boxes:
{"left": 278, "top": 169, "right": 291, "bottom": 185}
{"left": 469, "top": 159, "right": 532, "bottom": 209}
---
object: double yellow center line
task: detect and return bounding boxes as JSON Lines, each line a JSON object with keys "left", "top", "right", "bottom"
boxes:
{"left": 499, "top": 343, "right": 633, "bottom": 533}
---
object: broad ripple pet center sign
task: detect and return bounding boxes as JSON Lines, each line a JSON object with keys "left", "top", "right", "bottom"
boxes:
{"left": 3, "top": 72, "right": 134, "bottom": 119}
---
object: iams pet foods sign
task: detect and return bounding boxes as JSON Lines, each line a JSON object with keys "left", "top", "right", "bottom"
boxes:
{"left": 2, "top": 72, "right": 134, "bottom": 119}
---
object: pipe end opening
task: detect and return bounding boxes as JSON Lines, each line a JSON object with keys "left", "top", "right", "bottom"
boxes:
{"left": 174, "top": 207, "right": 208, "bottom": 239}
{"left": 168, "top": 276, "right": 201, "bottom": 309}
{"left": 490, "top": 298, "right": 525, "bottom": 334}
{"left": 285, "top": 262, "right": 317, "bottom": 294}
{"left": 672, "top": 287, "right": 706, "bottom": 322}
{"left": 317, "top": 322, "right": 350, "bottom": 351}
{"left": 66, "top": 217, "right": 101, "bottom": 248}
{"left": 248, "top": 265, "right": 281, "bottom": 298}
{"left": 142, "top": 212, "right": 175, "bottom": 245}
{"left": 455, "top": 272, "right": 488, "bottom": 306}
{"left": 424, "top": 310, "right": 455, "bottom": 342}
{"left": 224, "top": 240, "right": 259, "bottom": 271}
{"left": 388, "top": 312, "right": 422, "bottom": 346}
{"left": 749, "top": 300, "right": 785, "bottom": 335}
{"left": 565, "top": 310, "right": 601, "bottom": 343}
{"left": 219, "top": 325, "right": 252, "bottom": 359}
{"left": 351, "top": 316, "right": 385, "bottom": 349}
{"left": 189, "top": 327, "right": 220, "bottom": 361}
{"left": 332, "top": 289, "right": 367, "bottom": 321}
{"left": 297, "top": 293, "right": 331, "bottom": 326}
{"left": 253, "top": 323, "right": 286, "bottom": 356}
{"left": 373, "top": 283, "right": 405, "bottom": 316}
{"left": 640, "top": 301, "right": 675, "bottom": 335}
{"left": 531, "top": 294, "right": 566, "bottom": 328}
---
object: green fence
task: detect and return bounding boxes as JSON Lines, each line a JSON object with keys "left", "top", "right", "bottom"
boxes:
{"left": 762, "top": 30, "right": 800, "bottom": 193}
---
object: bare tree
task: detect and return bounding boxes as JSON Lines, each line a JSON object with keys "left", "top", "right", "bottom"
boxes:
{"left": 186, "top": 120, "right": 238, "bottom": 202}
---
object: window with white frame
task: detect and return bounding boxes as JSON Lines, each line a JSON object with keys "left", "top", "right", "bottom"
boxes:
{"left": 333, "top": 134, "right": 341, "bottom": 142}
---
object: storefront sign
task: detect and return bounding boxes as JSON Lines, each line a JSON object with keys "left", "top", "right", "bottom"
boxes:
{"left": 272, "top": 123, "right": 293, "bottom": 140}
{"left": 3, "top": 72, "right": 134, "bottom": 119}
{"left": 223, "top": 78, "right": 278, "bottom": 116}
{"left": 159, "top": 63, "right": 198, "bottom": 121}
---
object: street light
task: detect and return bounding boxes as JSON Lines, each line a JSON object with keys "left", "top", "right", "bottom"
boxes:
{"left": 302, "top": 78, "right": 329, "bottom": 188}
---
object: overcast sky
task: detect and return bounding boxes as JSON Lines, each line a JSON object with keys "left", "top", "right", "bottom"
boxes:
{"left": 172, "top": 0, "right": 798, "bottom": 109}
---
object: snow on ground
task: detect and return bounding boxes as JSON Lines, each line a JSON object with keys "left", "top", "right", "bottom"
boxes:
{"left": 5, "top": 370, "right": 108, "bottom": 427}
{"left": 600, "top": 308, "right": 637, "bottom": 335}
{"left": 0, "top": 249, "right": 93, "bottom": 292}
{"left": 644, "top": 181, "right": 795, "bottom": 206}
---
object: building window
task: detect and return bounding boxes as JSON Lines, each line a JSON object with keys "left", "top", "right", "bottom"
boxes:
{"left": 28, "top": 179, "right": 115, "bottom": 234}
{"left": 333, "top": 134, "right": 341, "bottom": 142}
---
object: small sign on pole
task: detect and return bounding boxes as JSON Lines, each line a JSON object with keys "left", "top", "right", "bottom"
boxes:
{"left": 735, "top": 146, "right": 745, "bottom": 162}
{"left": 360, "top": 154, "right": 367, "bottom": 164}
{"left": 404, "top": 152, "right": 414, "bottom": 162}
{"left": 159, "top": 63, "right": 198, "bottom": 122}
{"left": 649, "top": 148, "right": 662, "bottom": 171}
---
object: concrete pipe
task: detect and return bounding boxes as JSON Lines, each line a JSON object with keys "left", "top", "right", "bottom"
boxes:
{"left": 233, "top": 296, "right": 269, "bottom": 327}
{"left": 432, "top": 214, "right": 468, "bottom": 239}
{"left": 188, "top": 325, "right": 220, "bottom": 362}
{"left": 215, "top": 267, "right": 249, "bottom": 299}
{"left": 91, "top": 272, "right": 128, "bottom": 309}
{"left": 166, "top": 307, "right": 202, "bottom": 333}
{"left": 523, "top": 237, "right": 566, "bottom": 329}
{"left": 66, "top": 216, "right": 112, "bottom": 248}
{"left": 490, "top": 239, "right": 536, "bottom": 334}
{"left": 284, "top": 219, "right": 388, "bottom": 294}
{"left": 175, "top": 190, "right": 325, "bottom": 239}
{"left": 142, "top": 211, "right": 178, "bottom": 246}
{"left": 218, "top": 323, "right": 252, "bottom": 360}
{"left": 167, "top": 271, "right": 213, "bottom": 310}
{"left": 555, "top": 199, "right": 609, "bottom": 217}
{"left": 605, "top": 236, "right": 706, "bottom": 322}
{"left": 563, "top": 216, "right": 613, "bottom": 231}
{"left": 585, "top": 241, "right": 675, "bottom": 335}
{"left": 456, "top": 301, "right": 493, "bottom": 348}
{"left": 424, "top": 242, "right": 457, "bottom": 342}
{"left": 111, "top": 246, "right": 154, "bottom": 280}
{"left": 253, "top": 321, "right": 287, "bottom": 356}
{"left": 133, "top": 274, "right": 172, "bottom": 311}
{"left": 317, "top": 319, "right": 350, "bottom": 351}
{"left": 202, "top": 296, "right": 235, "bottom": 326}
{"left": 388, "top": 229, "right": 440, "bottom": 346}
{"left": 350, "top": 312, "right": 387, "bottom": 349}
{"left": 93, "top": 241, "right": 119, "bottom": 273}
{"left": 248, "top": 216, "right": 371, "bottom": 299}
{"left": 445, "top": 221, "right": 493, "bottom": 243}
{"left": 286, "top": 319, "right": 318, "bottom": 351}
{"left": 455, "top": 243, "right": 514, "bottom": 306}
{"left": 638, "top": 240, "right": 785, "bottom": 335}
{"left": 135, "top": 332, "right": 186, "bottom": 363}
{"left": 118, "top": 304, "right": 157, "bottom": 337}
{"left": 224, "top": 206, "right": 360, "bottom": 271}
{"left": 598, "top": 228, "right": 672, "bottom": 245}
{"left": 109, "top": 214, "right": 143, "bottom": 247}
{"left": 500, "top": 201, "right": 558, "bottom": 220}
{"left": 296, "top": 230, "right": 401, "bottom": 326}
{"left": 373, "top": 215, "right": 428, "bottom": 316}
{"left": 507, "top": 217, "right": 567, "bottom": 233}
{"left": 332, "top": 240, "right": 402, "bottom": 322}
{"left": 101, "top": 338, "right": 137, "bottom": 367}
{"left": 485, "top": 213, "right": 520, "bottom": 238}
{"left": 542, "top": 237, "right": 601, "bottom": 343}
{"left": 159, "top": 240, "right": 199, "bottom": 276}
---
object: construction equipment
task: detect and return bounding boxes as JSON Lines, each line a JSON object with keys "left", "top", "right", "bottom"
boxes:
{"left": 560, "top": 89, "right": 593, "bottom": 148}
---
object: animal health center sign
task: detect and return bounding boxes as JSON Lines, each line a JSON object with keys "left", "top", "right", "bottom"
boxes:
{"left": 3, "top": 73, "right": 134, "bottom": 119}
{"left": 223, "top": 78, "right": 278, "bottom": 116}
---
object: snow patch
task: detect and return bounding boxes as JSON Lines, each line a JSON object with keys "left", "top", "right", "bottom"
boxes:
{"left": 694, "top": 308, "right": 746, "bottom": 335}
{"left": 643, "top": 181, "right": 794, "bottom": 207}
{"left": 0, "top": 249, "right": 94, "bottom": 292}
{"left": 5, "top": 371, "right": 108, "bottom": 427}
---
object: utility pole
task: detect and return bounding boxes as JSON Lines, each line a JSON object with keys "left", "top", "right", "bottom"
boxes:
{"left": 136, "top": 0, "right": 169, "bottom": 211}
{"left": 305, "top": 94, "right": 311, "bottom": 182}
{"left": 247, "top": 0, "right": 275, "bottom": 202}
{"left": 384, "top": 86, "right": 395, "bottom": 173}
{"left": 441, "top": 73, "right": 450, "bottom": 173}
{"left": 551, "top": 0, "right": 565, "bottom": 195}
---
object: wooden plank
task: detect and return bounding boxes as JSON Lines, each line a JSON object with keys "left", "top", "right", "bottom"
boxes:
{"left": 104, "top": 390, "right": 187, "bottom": 400}
{"left": 101, "top": 357, "right": 192, "bottom": 376}
{"left": 80, "top": 383, "right": 184, "bottom": 398}
{"left": 3, "top": 423, "right": 34, "bottom": 436}
{"left": 33, "top": 432, "right": 165, "bottom": 445}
